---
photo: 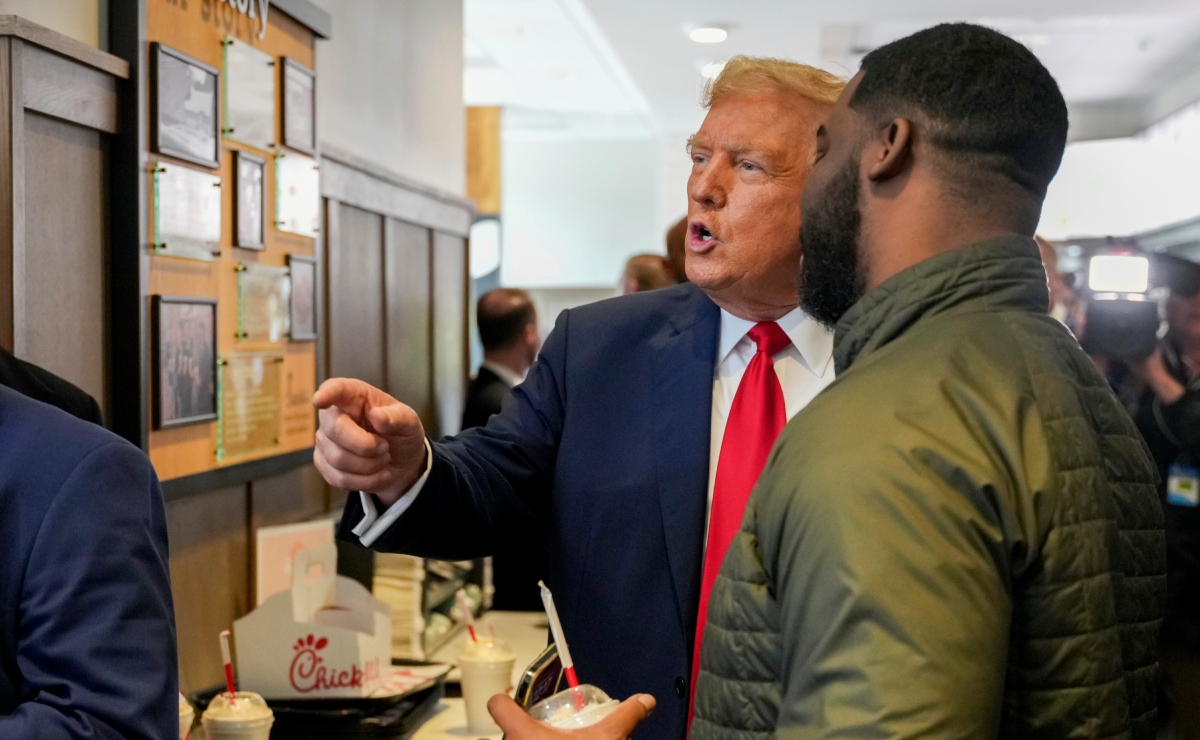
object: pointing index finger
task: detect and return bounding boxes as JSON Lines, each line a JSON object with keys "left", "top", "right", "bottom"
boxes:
{"left": 313, "top": 378, "right": 363, "bottom": 412}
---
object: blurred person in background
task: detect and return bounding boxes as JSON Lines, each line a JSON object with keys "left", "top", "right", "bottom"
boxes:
{"left": 1035, "top": 235, "right": 1074, "bottom": 325}
{"left": 1128, "top": 256, "right": 1200, "bottom": 739}
{"left": 314, "top": 56, "right": 844, "bottom": 739}
{"left": 621, "top": 254, "right": 676, "bottom": 294}
{"left": 665, "top": 216, "right": 689, "bottom": 284}
{"left": 463, "top": 288, "right": 541, "bottom": 430}
{"left": 462, "top": 288, "right": 546, "bottom": 611}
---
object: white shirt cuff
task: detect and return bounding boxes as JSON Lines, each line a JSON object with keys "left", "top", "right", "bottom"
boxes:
{"left": 351, "top": 439, "right": 433, "bottom": 548}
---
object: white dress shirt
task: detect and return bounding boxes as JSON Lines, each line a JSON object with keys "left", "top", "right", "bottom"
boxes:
{"left": 352, "top": 306, "right": 835, "bottom": 548}
{"left": 480, "top": 359, "right": 523, "bottom": 389}
{"left": 705, "top": 307, "right": 835, "bottom": 541}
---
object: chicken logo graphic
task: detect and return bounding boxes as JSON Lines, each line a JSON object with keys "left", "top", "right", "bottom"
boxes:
{"left": 288, "top": 633, "right": 379, "bottom": 693}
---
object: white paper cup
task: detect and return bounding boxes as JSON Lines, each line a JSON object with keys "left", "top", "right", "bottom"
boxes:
{"left": 178, "top": 693, "right": 195, "bottom": 740}
{"left": 458, "top": 638, "right": 515, "bottom": 734}
{"left": 201, "top": 691, "right": 274, "bottom": 740}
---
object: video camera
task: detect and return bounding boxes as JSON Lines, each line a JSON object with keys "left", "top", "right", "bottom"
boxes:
{"left": 1080, "top": 250, "right": 1200, "bottom": 362}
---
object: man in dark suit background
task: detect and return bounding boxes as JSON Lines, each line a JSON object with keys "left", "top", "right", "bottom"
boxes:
{"left": 462, "top": 288, "right": 546, "bottom": 610}
{"left": 314, "top": 57, "right": 846, "bottom": 739}
{"left": 0, "top": 382, "right": 177, "bottom": 739}
{"left": 462, "top": 288, "right": 541, "bottom": 431}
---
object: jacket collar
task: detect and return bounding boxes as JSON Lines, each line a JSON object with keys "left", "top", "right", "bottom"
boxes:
{"left": 834, "top": 235, "right": 1050, "bottom": 374}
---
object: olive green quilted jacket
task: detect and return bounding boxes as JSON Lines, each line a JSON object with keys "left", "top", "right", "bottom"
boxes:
{"left": 692, "top": 236, "right": 1166, "bottom": 739}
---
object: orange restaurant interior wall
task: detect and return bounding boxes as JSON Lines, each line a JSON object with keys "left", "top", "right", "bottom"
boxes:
{"left": 146, "top": 0, "right": 317, "bottom": 481}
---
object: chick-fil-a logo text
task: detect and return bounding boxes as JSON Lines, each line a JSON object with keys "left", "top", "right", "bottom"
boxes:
{"left": 288, "top": 634, "right": 380, "bottom": 693}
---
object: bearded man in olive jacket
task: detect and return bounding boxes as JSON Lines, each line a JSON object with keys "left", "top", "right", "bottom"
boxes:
{"left": 688, "top": 24, "right": 1166, "bottom": 740}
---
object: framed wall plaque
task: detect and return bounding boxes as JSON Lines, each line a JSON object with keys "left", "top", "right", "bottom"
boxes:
{"left": 223, "top": 36, "right": 276, "bottom": 151}
{"left": 287, "top": 255, "right": 317, "bottom": 341}
{"left": 151, "top": 43, "right": 220, "bottom": 169}
{"left": 152, "top": 296, "right": 218, "bottom": 429}
{"left": 282, "top": 58, "right": 316, "bottom": 155}
{"left": 234, "top": 151, "right": 266, "bottom": 250}
{"left": 218, "top": 353, "right": 283, "bottom": 461}
{"left": 236, "top": 263, "right": 291, "bottom": 342}
{"left": 276, "top": 151, "right": 320, "bottom": 237}
{"left": 154, "top": 162, "right": 222, "bottom": 261}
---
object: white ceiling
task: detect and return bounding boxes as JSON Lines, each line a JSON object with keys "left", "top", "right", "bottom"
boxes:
{"left": 464, "top": 0, "right": 655, "bottom": 139}
{"left": 466, "top": 0, "right": 1200, "bottom": 139}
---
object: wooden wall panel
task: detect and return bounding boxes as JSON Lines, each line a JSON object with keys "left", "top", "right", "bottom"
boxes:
{"left": 431, "top": 232, "right": 468, "bottom": 437}
{"left": 19, "top": 110, "right": 108, "bottom": 414}
{"left": 327, "top": 202, "right": 385, "bottom": 387}
{"left": 167, "top": 484, "right": 249, "bottom": 695}
{"left": 0, "top": 37, "right": 19, "bottom": 352}
{"left": 466, "top": 106, "right": 501, "bottom": 215}
{"left": 384, "top": 218, "right": 432, "bottom": 426}
{"left": 249, "top": 464, "right": 328, "bottom": 530}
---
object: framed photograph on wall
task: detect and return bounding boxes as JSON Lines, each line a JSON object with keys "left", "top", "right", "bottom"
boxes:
{"left": 234, "top": 151, "right": 266, "bottom": 250}
{"left": 282, "top": 58, "right": 316, "bottom": 155}
{"left": 151, "top": 43, "right": 220, "bottom": 169}
{"left": 288, "top": 255, "right": 317, "bottom": 341}
{"left": 152, "top": 296, "right": 218, "bottom": 429}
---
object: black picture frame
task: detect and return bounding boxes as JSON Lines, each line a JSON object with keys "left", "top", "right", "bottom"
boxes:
{"left": 281, "top": 57, "right": 317, "bottom": 155}
{"left": 152, "top": 296, "right": 219, "bottom": 429}
{"left": 234, "top": 150, "right": 266, "bottom": 250}
{"left": 287, "top": 255, "right": 318, "bottom": 341}
{"left": 151, "top": 43, "right": 221, "bottom": 170}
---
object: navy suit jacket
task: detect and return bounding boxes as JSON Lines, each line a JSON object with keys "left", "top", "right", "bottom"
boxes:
{"left": 340, "top": 282, "right": 720, "bottom": 739}
{"left": 0, "top": 386, "right": 177, "bottom": 739}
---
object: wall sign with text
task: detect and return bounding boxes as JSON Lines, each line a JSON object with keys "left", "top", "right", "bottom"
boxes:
{"left": 213, "top": 0, "right": 270, "bottom": 40}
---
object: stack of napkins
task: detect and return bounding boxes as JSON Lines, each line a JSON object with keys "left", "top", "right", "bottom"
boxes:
{"left": 373, "top": 553, "right": 427, "bottom": 660}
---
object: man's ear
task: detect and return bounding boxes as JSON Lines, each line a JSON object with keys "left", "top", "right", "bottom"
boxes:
{"left": 865, "top": 118, "right": 914, "bottom": 184}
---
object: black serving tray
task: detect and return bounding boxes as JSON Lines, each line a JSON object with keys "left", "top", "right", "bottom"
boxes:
{"left": 188, "top": 664, "right": 446, "bottom": 739}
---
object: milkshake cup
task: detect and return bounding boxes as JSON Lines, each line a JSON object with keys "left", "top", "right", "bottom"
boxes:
{"left": 458, "top": 637, "right": 515, "bottom": 733}
{"left": 528, "top": 684, "right": 619, "bottom": 729}
{"left": 200, "top": 691, "right": 274, "bottom": 740}
{"left": 178, "top": 693, "right": 194, "bottom": 740}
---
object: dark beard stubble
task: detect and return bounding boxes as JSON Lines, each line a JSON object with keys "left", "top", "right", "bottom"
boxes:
{"left": 798, "top": 156, "right": 867, "bottom": 330}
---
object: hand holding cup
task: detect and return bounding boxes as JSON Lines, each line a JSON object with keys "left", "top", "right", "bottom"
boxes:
{"left": 486, "top": 693, "right": 656, "bottom": 740}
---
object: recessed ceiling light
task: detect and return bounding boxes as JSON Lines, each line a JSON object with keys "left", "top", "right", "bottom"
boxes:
{"left": 689, "top": 27, "right": 728, "bottom": 44}
{"left": 700, "top": 61, "right": 726, "bottom": 79}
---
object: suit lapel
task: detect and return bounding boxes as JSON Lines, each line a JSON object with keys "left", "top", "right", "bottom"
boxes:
{"left": 649, "top": 286, "right": 719, "bottom": 646}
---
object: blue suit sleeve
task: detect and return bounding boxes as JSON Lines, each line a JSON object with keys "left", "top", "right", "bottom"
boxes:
{"left": 347, "top": 309, "right": 569, "bottom": 559}
{"left": 0, "top": 442, "right": 178, "bottom": 740}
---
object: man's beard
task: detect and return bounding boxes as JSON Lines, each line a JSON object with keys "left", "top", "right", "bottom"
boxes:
{"left": 799, "top": 157, "right": 866, "bottom": 329}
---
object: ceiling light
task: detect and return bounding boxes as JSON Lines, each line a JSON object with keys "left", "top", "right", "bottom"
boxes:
{"left": 700, "top": 61, "right": 726, "bottom": 79}
{"left": 689, "top": 27, "right": 728, "bottom": 44}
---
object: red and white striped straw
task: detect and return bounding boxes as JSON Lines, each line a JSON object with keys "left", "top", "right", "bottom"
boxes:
{"left": 455, "top": 589, "right": 478, "bottom": 642}
{"left": 219, "top": 630, "right": 236, "bottom": 702}
{"left": 538, "top": 581, "right": 579, "bottom": 689}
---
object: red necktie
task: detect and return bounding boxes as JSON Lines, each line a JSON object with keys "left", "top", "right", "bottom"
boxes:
{"left": 688, "top": 321, "right": 791, "bottom": 726}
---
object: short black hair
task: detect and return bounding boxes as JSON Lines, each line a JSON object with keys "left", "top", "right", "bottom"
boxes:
{"left": 852, "top": 23, "right": 1068, "bottom": 196}
{"left": 477, "top": 288, "right": 536, "bottom": 351}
